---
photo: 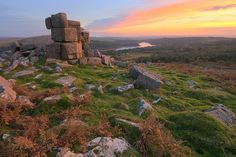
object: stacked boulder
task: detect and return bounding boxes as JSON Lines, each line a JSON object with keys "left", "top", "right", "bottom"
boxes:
{"left": 45, "top": 13, "right": 85, "bottom": 60}
{"left": 45, "top": 12, "right": 114, "bottom": 66}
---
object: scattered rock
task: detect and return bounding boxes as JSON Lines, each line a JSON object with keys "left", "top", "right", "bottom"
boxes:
{"left": 13, "top": 70, "right": 35, "bottom": 78}
{"left": 116, "top": 118, "right": 139, "bottom": 128}
{"left": 69, "top": 85, "right": 78, "bottom": 93}
{"left": 98, "top": 85, "right": 104, "bottom": 94}
{"left": 114, "top": 61, "right": 128, "bottom": 68}
{"left": 187, "top": 80, "right": 197, "bottom": 89}
{"left": 86, "top": 137, "right": 129, "bottom": 157}
{"left": 205, "top": 104, "right": 236, "bottom": 125}
{"left": 152, "top": 95, "right": 161, "bottom": 104}
{"left": 34, "top": 74, "right": 43, "bottom": 79}
{"left": 16, "top": 96, "right": 35, "bottom": 108}
{"left": 2, "top": 134, "right": 10, "bottom": 140}
{"left": 43, "top": 95, "right": 61, "bottom": 102}
{"left": 58, "top": 137, "right": 130, "bottom": 157}
{"left": 0, "top": 76, "right": 17, "bottom": 103}
{"left": 138, "top": 99, "right": 152, "bottom": 116}
{"left": 85, "top": 84, "right": 96, "bottom": 90}
{"left": 116, "top": 84, "right": 134, "bottom": 93}
{"left": 18, "top": 57, "right": 30, "bottom": 67}
{"left": 101, "top": 55, "right": 113, "bottom": 66}
{"left": 55, "top": 76, "right": 76, "bottom": 87}
{"left": 40, "top": 66, "right": 54, "bottom": 72}
{"left": 130, "top": 65, "right": 163, "bottom": 91}
{"left": 55, "top": 64, "right": 63, "bottom": 73}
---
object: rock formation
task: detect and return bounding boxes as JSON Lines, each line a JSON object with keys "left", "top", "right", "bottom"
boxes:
{"left": 45, "top": 13, "right": 91, "bottom": 60}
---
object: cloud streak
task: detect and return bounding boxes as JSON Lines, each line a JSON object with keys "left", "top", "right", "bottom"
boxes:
{"left": 91, "top": 0, "right": 236, "bottom": 37}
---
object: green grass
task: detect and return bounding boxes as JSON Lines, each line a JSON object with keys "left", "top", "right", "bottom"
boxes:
{"left": 9, "top": 63, "right": 236, "bottom": 157}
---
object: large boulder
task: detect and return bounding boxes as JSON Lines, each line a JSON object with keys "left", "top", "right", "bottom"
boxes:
{"left": 57, "top": 137, "right": 130, "bottom": 157}
{"left": 205, "top": 104, "right": 236, "bottom": 125}
{"left": 130, "top": 65, "right": 163, "bottom": 91}
{"left": 51, "top": 28, "right": 78, "bottom": 42}
{"left": 51, "top": 13, "right": 68, "bottom": 28}
{"left": 0, "top": 76, "right": 16, "bottom": 103}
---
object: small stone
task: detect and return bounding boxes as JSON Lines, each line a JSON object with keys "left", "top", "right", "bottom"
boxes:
{"left": 152, "top": 95, "right": 161, "bottom": 104}
{"left": 187, "top": 80, "right": 197, "bottom": 89}
{"left": 40, "top": 66, "right": 54, "bottom": 72}
{"left": 138, "top": 99, "right": 152, "bottom": 116}
{"left": 116, "top": 84, "right": 134, "bottom": 93}
{"left": 16, "top": 96, "right": 35, "bottom": 108}
{"left": 85, "top": 84, "right": 96, "bottom": 90}
{"left": 34, "top": 74, "right": 43, "bottom": 79}
{"left": 55, "top": 65, "right": 63, "bottom": 73}
{"left": 98, "top": 85, "right": 104, "bottom": 94}
{"left": 44, "top": 95, "right": 61, "bottom": 102}
{"left": 69, "top": 86, "right": 78, "bottom": 93}
{"left": 55, "top": 76, "right": 76, "bottom": 87}
{"left": 2, "top": 134, "right": 10, "bottom": 140}
{"left": 13, "top": 70, "right": 35, "bottom": 78}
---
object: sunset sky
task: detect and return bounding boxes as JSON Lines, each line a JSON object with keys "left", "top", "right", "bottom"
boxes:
{"left": 0, "top": 0, "right": 236, "bottom": 37}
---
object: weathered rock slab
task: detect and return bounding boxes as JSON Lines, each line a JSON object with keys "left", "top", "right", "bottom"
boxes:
{"left": 206, "top": 104, "right": 236, "bottom": 125}
{"left": 130, "top": 65, "right": 163, "bottom": 91}
{"left": 12, "top": 70, "right": 35, "bottom": 78}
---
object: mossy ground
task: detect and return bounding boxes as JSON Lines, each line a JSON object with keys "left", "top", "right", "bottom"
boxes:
{"left": 2, "top": 62, "right": 236, "bottom": 157}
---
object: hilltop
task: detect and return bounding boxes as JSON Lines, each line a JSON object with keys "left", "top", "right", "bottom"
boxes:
{"left": 0, "top": 34, "right": 236, "bottom": 157}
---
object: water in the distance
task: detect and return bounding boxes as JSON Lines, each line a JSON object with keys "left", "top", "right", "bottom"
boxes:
{"left": 115, "top": 42, "right": 155, "bottom": 51}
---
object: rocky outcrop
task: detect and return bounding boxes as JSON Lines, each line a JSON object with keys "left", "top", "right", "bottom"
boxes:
{"left": 57, "top": 137, "right": 130, "bottom": 157}
{"left": 45, "top": 13, "right": 89, "bottom": 60}
{"left": 129, "top": 65, "right": 163, "bottom": 91}
{"left": 205, "top": 104, "right": 236, "bottom": 125}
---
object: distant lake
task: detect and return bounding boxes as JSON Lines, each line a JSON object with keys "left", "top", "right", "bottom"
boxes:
{"left": 115, "top": 42, "right": 155, "bottom": 51}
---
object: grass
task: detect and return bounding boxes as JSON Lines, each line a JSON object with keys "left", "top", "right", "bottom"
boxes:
{"left": 1, "top": 62, "right": 236, "bottom": 157}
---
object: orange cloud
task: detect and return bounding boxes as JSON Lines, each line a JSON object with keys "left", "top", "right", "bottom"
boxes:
{"left": 95, "top": 0, "right": 236, "bottom": 37}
